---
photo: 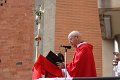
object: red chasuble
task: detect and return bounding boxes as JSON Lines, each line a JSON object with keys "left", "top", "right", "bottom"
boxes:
{"left": 67, "top": 43, "right": 97, "bottom": 77}
{"left": 32, "top": 54, "right": 63, "bottom": 80}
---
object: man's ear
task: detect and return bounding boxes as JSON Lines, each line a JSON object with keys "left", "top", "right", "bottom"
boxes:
{"left": 76, "top": 36, "right": 79, "bottom": 39}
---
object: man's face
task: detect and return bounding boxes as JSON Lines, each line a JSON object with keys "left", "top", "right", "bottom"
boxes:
{"left": 116, "top": 54, "right": 120, "bottom": 60}
{"left": 68, "top": 36, "right": 78, "bottom": 47}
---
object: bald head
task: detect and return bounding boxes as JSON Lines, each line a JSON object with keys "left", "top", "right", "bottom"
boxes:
{"left": 68, "top": 31, "right": 82, "bottom": 47}
{"left": 68, "top": 31, "right": 80, "bottom": 39}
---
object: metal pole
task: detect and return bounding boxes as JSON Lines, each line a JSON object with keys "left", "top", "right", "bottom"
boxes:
{"left": 35, "top": 5, "right": 44, "bottom": 61}
{"left": 64, "top": 48, "right": 67, "bottom": 80}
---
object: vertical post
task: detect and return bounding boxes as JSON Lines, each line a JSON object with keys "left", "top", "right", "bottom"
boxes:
{"left": 35, "top": 5, "right": 44, "bottom": 61}
{"left": 64, "top": 48, "right": 67, "bottom": 79}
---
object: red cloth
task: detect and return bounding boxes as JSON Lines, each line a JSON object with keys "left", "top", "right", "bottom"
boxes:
{"left": 32, "top": 54, "right": 63, "bottom": 80}
{"left": 67, "top": 43, "right": 97, "bottom": 77}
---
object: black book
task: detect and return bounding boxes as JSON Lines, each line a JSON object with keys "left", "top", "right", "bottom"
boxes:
{"left": 46, "top": 50, "right": 63, "bottom": 66}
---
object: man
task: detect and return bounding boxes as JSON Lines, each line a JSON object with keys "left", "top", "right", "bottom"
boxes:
{"left": 113, "top": 52, "right": 120, "bottom": 76}
{"left": 57, "top": 31, "right": 97, "bottom": 77}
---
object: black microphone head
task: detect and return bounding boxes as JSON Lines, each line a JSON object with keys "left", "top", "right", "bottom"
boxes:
{"left": 67, "top": 46, "right": 71, "bottom": 49}
{"left": 60, "top": 45, "right": 71, "bottom": 49}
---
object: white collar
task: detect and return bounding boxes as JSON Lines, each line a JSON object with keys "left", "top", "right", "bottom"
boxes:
{"left": 77, "top": 42, "right": 86, "bottom": 48}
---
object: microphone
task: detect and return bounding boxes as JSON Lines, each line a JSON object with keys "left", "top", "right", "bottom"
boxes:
{"left": 61, "top": 45, "right": 71, "bottom": 49}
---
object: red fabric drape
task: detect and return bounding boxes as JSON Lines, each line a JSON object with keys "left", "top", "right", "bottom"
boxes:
{"left": 32, "top": 54, "right": 63, "bottom": 80}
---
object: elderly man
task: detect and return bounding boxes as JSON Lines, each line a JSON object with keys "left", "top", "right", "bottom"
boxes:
{"left": 57, "top": 31, "right": 97, "bottom": 77}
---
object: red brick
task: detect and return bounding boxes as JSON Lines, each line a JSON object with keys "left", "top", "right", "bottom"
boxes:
{"left": 0, "top": 0, "right": 34, "bottom": 80}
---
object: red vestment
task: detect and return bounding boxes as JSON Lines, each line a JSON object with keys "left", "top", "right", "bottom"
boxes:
{"left": 67, "top": 43, "right": 97, "bottom": 77}
{"left": 32, "top": 54, "right": 63, "bottom": 80}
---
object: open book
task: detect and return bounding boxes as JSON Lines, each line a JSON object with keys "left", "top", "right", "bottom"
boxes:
{"left": 46, "top": 50, "right": 64, "bottom": 66}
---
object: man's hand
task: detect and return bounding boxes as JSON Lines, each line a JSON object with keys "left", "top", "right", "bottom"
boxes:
{"left": 56, "top": 62, "right": 65, "bottom": 69}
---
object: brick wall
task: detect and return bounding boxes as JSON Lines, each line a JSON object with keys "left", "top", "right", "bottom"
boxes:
{"left": 0, "top": 0, "right": 102, "bottom": 79}
{"left": 55, "top": 0, "right": 102, "bottom": 76}
{"left": 0, "top": 0, "right": 34, "bottom": 80}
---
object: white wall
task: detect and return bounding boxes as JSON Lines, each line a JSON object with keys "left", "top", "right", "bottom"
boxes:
{"left": 102, "top": 40, "right": 115, "bottom": 76}
{"left": 43, "top": 0, "right": 56, "bottom": 56}
{"left": 98, "top": 0, "right": 120, "bottom": 8}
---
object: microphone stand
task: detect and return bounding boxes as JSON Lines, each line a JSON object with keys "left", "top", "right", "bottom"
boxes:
{"left": 64, "top": 48, "right": 67, "bottom": 80}
{"left": 60, "top": 45, "right": 71, "bottom": 79}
